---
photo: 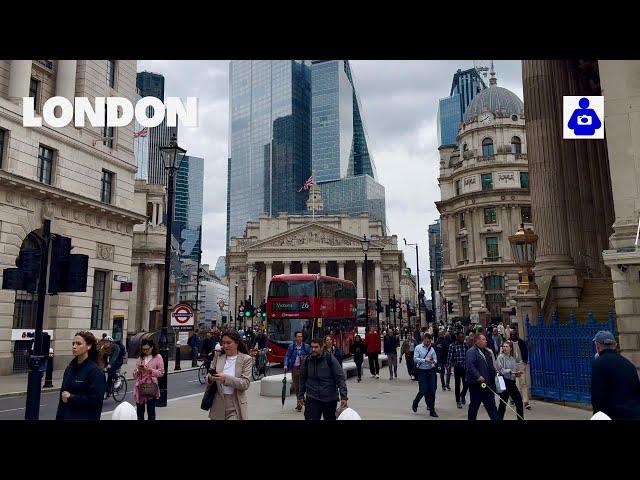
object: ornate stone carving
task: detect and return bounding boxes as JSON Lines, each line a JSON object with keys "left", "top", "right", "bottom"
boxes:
{"left": 263, "top": 228, "right": 359, "bottom": 248}
{"left": 96, "top": 243, "right": 114, "bottom": 261}
{"left": 107, "top": 219, "right": 113, "bottom": 229}
{"left": 61, "top": 208, "right": 69, "bottom": 218}
{"left": 43, "top": 201, "right": 54, "bottom": 217}
{"left": 126, "top": 225, "right": 132, "bottom": 233}
{"left": 73, "top": 210, "right": 80, "bottom": 220}
{"left": 116, "top": 222, "right": 123, "bottom": 232}
{"left": 96, "top": 216, "right": 103, "bottom": 227}
{"left": 6, "top": 191, "right": 15, "bottom": 204}
{"left": 85, "top": 213, "right": 93, "bottom": 224}
{"left": 19, "top": 196, "right": 30, "bottom": 208}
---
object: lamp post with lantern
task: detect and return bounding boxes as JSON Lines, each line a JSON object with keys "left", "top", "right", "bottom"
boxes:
{"left": 361, "top": 235, "right": 374, "bottom": 330}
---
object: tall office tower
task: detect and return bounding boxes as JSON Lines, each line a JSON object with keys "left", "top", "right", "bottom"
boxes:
{"left": 227, "top": 60, "right": 312, "bottom": 246}
{"left": 136, "top": 71, "right": 177, "bottom": 185}
{"left": 133, "top": 90, "right": 150, "bottom": 181}
{"left": 175, "top": 155, "right": 204, "bottom": 262}
{"left": 437, "top": 67, "right": 487, "bottom": 147}
{"left": 311, "top": 60, "right": 386, "bottom": 229}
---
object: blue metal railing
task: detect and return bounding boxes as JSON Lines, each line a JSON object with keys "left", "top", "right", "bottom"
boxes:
{"left": 526, "top": 310, "right": 616, "bottom": 403}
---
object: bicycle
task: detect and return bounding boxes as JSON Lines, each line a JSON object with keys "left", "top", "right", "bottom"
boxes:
{"left": 250, "top": 348, "right": 271, "bottom": 381}
{"left": 104, "top": 369, "right": 127, "bottom": 403}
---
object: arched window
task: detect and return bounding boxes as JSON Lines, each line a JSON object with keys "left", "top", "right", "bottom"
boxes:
{"left": 463, "top": 143, "right": 468, "bottom": 152}
{"left": 511, "top": 136, "right": 522, "bottom": 154}
{"left": 482, "top": 137, "right": 494, "bottom": 156}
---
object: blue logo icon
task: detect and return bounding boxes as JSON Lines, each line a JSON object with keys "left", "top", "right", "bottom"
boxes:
{"left": 567, "top": 97, "right": 602, "bottom": 136}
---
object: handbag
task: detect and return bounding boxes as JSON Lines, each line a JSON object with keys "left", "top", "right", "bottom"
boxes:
{"left": 139, "top": 381, "right": 158, "bottom": 396}
{"left": 200, "top": 380, "right": 217, "bottom": 411}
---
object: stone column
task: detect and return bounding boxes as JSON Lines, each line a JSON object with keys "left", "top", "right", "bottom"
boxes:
{"left": 8, "top": 60, "right": 31, "bottom": 100}
{"left": 338, "top": 261, "right": 345, "bottom": 279}
{"left": 55, "top": 60, "right": 77, "bottom": 100}
{"left": 151, "top": 203, "right": 158, "bottom": 226}
{"left": 128, "top": 264, "right": 140, "bottom": 333}
{"left": 301, "top": 262, "right": 308, "bottom": 274}
{"left": 392, "top": 266, "right": 400, "bottom": 299}
{"left": 467, "top": 208, "right": 476, "bottom": 263}
{"left": 514, "top": 290, "right": 542, "bottom": 340}
{"left": 246, "top": 263, "right": 255, "bottom": 301}
{"left": 501, "top": 206, "right": 512, "bottom": 261}
{"left": 319, "top": 261, "right": 327, "bottom": 276}
{"left": 441, "top": 215, "right": 451, "bottom": 268}
{"left": 265, "top": 262, "right": 272, "bottom": 299}
{"left": 356, "top": 261, "right": 364, "bottom": 298}
{"left": 374, "top": 262, "right": 382, "bottom": 296}
{"left": 283, "top": 262, "right": 290, "bottom": 275}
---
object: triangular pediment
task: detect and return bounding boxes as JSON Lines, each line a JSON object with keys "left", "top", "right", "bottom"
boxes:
{"left": 248, "top": 223, "right": 383, "bottom": 250}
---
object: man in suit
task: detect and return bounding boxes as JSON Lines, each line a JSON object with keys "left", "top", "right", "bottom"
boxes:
{"left": 465, "top": 333, "right": 499, "bottom": 420}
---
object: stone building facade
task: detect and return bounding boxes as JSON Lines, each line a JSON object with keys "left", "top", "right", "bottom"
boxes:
{"left": 0, "top": 60, "right": 146, "bottom": 374}
{"left": 436, "top": 72, "right": 530, "bottom": 325}
{"left": 227, "top": 210, "right": 404, "bottom": 324}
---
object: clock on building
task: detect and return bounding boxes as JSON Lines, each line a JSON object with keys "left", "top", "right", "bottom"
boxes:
{"left": 480, "top": 113, "right": 492, "bottom": 125}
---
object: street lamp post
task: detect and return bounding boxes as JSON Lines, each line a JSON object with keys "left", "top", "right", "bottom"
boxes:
{"left": 158, "top": 134, "right": 186, "bottom": 408}
{"left": 404, "top": 239, "right": 421, "bottom": 327}
{"left": 234, "top": 281, "right": 238, "bottom": 329}
{"left": 361, "top": 235, "right": 373, "bottom": 330}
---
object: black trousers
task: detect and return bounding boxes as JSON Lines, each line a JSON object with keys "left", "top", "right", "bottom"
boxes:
{"left": 368, "top": 353, "right": 380, "bottom": 375}
{"left": 468, "top": 383, "right": 499, "bottom": 420}
{"left": 137, "top": 398, "right": 156, "bottom": 421}
{"left": 405, "top": 355, "right": 415, "bottom": 377}
{"left": 498, "top": 378, "right": 524, "bottom": 420}
{"left": 440, "top": 364, "right": 451, "bottom": 388}
{"left": 304, "top": 397, "right": 337, "bottom": 421}
{"left": 354, "top": 358, "right": 363, "bottom": 379}
{"left": 454, "top": 366, "right": 468, "bottom": 403}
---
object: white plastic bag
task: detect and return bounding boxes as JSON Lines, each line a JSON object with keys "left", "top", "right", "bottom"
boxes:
{"left": 337, "top": 407, "right": 362, "bottom": 420}
{"left": 590, "top": 411, "right": 611, "bottom": 420}
{"left": 111, "top": 401, "right": 137, "bottom": 420}
{"left": 495, "top": 375, "right": 506, "bottom": 394}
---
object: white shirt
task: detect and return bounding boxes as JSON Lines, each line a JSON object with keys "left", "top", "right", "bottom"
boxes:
{"left": 221, "top": 355, "right": 237, "bottom": 394}
{"left": 144, "top": 355, "right": 152, "bottom": 365}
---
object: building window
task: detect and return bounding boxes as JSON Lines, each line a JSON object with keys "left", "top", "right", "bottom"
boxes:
{"left": 459, "top": 211, "right": 465, "bottom": 229}
{"left": 106, "top": 60, "right": 116, "bottom": 88}
{"left": 481, "top": 173, "right": 493, "bottom": 191}
{"left": 484, "top": 275, "right": 504, "bottom": 290}
{"left": 520, "top": 171, "right": 529, "bottom": 189}
{"left": 91, "top": 271, "right": 108, "bottom": 329}
{"left": 0, "top": 129, "right": 5, "bottom": 169}
{"left": 29, "top": 78, "right": 39, "bottom": 104}
{"left": 37, "top": 145, "right": 54, "bottom": 185}
{"left": 484, "top": 275, "right": 506, "bottom": 320}
{"left": 463, "top": 143, "right": 468, "bottom": 152}
{"left": 460, "top": 277, "right": 469, "bottom": 292}
{"left": 455, "top": 179, "right": 461, "bottom": 196}
{"left": 521, "top": 206, "right": 532, "bottom": 223}
{"left": 511, "top": 136, "right": 522, "bottom": 154}
{"left": 482, "top": 137, "right": 494, "bottom": 156}
{"left": 486, "top": 237, "right": 499, "bottom": 259}
{"left": 102, "top": 110, "right": 114, "bottom": 148}
{"left": 484, "top": 207, "right": 497, "bottom": 224}
{"left": 461, "top": 240, "right": 468, "bottom": 261}
{"left": 101, "top": 170, "right": 113, "bottom": 204}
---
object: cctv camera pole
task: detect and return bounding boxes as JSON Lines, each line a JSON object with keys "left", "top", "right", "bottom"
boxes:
{"left": 25, "top": 219, "right": 50, "bottom": 420}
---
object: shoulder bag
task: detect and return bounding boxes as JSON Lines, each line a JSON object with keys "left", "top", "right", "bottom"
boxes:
{"left": 200, "top": 353, "right": 220, "bottom": 411}
{"left": 138, "top": 358, "right": 159, "bottom": 396}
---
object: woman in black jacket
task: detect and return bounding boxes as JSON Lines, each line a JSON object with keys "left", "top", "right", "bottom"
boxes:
{"left": 56, "top": 331, "right": 105, "bottom": 420}
{"left": 350, "top": 335, "right": 367, "bottom": 382}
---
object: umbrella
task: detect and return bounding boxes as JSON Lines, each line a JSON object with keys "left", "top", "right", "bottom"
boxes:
{"left": 281, "top": 375, "right": 287, "bottom": 408}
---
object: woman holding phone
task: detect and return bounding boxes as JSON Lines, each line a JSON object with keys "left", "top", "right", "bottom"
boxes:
{"left": 134, "top": 338, "right": 164, "bottom": 421}
{"left": 207, "top": 330, "right": 253, "bottom": 420}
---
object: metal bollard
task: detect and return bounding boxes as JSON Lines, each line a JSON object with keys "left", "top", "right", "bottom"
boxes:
{"left": 43, "top": 349, "right": 54, "bottom": 388}
{"left": 174, "top": 344, "right": 181, "bottom": 371}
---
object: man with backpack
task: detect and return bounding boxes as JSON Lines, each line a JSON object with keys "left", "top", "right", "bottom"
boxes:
{"left": 105, "top": 336, "right": 125, "bottom": 395}
{"left": 298, "top": 338, "right": 348, "bottom": 420}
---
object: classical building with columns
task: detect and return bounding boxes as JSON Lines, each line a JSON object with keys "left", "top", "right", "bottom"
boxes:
{"left": 0, "top": 60, "right": 145, "bottom": 374}
{"left": 227, "top": 207, "right": 404, "bottom": 323}
{"left": 436, "top": 70, "right": 530, "bottom": 325}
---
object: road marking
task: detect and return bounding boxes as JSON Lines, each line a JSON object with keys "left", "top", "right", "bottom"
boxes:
{"left": 0, "top": 404, "right": 46, "bottom": 413}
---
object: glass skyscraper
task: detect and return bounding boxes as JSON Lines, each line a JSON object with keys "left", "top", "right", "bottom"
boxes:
{"left": 437, "top": 68, "right": 487, "bottom": 146}
{"left": 311, "top": 60, "right": 385, "bottom": 228}
{"left": 136, "top": 71, "right": 164, "bottom": 101}
{"left": 227, "top": 60, "right": 312, "bottom": 247}
{"left": 133, "top": 92, "right": 150, "bottom": 181}
{"left": 175, "top": 155, "right": 204, "bottom": 262}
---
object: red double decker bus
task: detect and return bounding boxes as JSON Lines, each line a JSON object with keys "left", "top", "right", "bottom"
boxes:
{"left": 266, "top": 274, "right": 357, "bottom": 363}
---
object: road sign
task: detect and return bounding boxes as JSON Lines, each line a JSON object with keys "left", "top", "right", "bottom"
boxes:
{"left": 171, "top": 304, "right": 194, "bottom": 330}
{"left": 113, "top": 274, "right": 129, "bottom": 282}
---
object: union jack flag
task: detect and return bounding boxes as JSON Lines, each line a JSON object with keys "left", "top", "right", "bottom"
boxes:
{"left": 298, "top": 175, "right": 313, "bottom": 192}
{"left": 133, "top": 127, "right": 148, "bottom": 138}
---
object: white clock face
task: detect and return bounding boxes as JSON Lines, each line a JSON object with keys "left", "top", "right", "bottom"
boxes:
{"left": 480, "top": 113, "right": 492, "bottom": 125}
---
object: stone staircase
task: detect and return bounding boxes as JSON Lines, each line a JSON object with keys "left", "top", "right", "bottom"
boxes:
{"left": 556, "top": 278, "right": 616, "bottom": 322}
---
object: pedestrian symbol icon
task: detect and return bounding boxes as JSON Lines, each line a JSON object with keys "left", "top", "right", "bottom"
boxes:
{"left": 563, "top": 96, "right": 605, "bottom": 139}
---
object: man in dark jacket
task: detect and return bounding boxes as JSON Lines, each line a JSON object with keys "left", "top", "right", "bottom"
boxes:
{"left": 299, "top": 338, "right": 348, "bottom": 420}
{"left": 435, "top": 331, "right": 451, "bottom": 391}
{"left": 465, "top": 333, "right": 499, "bottom": 420}
{"left": 591, "top": 330, "right": 640, "bottom": 419}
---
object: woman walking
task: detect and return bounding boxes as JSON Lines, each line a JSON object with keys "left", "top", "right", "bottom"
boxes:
{"left": 350, "top": 335, "right": 367, "bottom": 382}
{"left": 384, "top": 328, "right": 399, "bottom": 380}
{"left": 399, "top": 331, "right": 417, "bottom": 379}
{"left": 496, "top": 340, "right": 525, "bottom": 420}
{"left": 56, "top": 331, "right": 105, "bottom": 420}
{"left": 324, "top": 335, "right": 343, "bottom": 366}
{"left": 134, "top": 338, "right": 164, "bottom": 421}
{"left": 207, "top": 330, "right": 253, "bottom": 420}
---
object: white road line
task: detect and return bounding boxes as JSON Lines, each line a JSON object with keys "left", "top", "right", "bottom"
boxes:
{"left": 0, "top": 404, "right": 46, "bottom": 413}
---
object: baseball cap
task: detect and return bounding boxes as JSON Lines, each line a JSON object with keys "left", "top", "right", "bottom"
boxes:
{"left": 592, "top": 331, "right": 616, "bottom": 345}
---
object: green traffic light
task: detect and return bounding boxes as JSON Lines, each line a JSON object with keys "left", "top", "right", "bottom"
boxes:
{"left": 245, "top": 311, "right": 251, "bottom": 317}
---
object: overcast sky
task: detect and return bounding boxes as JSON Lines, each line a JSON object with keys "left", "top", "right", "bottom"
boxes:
{"left": 138, "top": 60, "right": 523, "bottom": 291}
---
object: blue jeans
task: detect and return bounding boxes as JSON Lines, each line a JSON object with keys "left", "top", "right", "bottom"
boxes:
{"left": 413, "top": 368, "right": 437, "bottom": 411}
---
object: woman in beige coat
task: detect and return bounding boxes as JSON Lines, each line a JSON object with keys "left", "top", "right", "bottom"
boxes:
{"left": 207, "top": 330, "right": 253, "bottom": 420}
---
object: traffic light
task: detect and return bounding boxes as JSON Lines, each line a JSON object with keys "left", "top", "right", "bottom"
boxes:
{"left": 376, "top": 298, "right": 383, "bottom": 313}
{"left": 244, "top": 300, "right": 254, "bottom": 317}
{"left": 2, "top": 249, "right": 42, "bottom": 292}
{"left": 48, "top": 235, "right": 89, "bottom": 294}
{"left": 398, "top": 307, "right": 403, "bottom": 320}
{"left": 260, "top": 302, "right": 267, "bottom": 318}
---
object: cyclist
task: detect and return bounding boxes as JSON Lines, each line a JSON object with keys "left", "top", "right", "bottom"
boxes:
{"left": 253, "top": 328, "right": 269, "bottom": 375}
{"left": 105, "top": 336, "right": 125, "bottom": 395}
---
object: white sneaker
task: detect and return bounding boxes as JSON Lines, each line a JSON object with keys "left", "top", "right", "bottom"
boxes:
{"left": 370, "top": 374, "right": 376, "bottom": 378}
{"left": 376, "top": 374, "right": 379, "bottom": 379}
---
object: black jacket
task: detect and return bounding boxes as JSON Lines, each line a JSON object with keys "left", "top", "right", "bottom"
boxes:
{"left": 350, "top": 340, "right": 367, "bottom": 362}
{"left": 299, "top": 352, "right": 347, "bottom": 402}
{"left": 383, "top": 335, "right": 399, "bottom": 355}
{"left": 465, "top": 346, "right": 497, "bottom": 390}
{"left": 56, "top": 357, "right": 105, "bottom": 420}
{"left": 435, "top": 337, "right": 451, "bottom": 365}
{"left": 591, "top": 349, "right": 640, "bottom": 419}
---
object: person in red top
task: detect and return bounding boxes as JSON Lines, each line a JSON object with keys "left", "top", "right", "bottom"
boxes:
{"left": 364, "top": 326, "right": 381, "bottom": 379}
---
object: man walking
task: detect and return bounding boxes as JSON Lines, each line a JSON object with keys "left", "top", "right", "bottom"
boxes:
{"left": 466, "top": 333, "right": 499, "bottom": 420}
{"left": 435, "top": 330, "right": 451, "bottom": 391}
{"left": 384, "top": 328, "right": 399, "bottom": 380}
{"left": 400, "top": 331, "right": 417, "bottom": 380}
{"left": 591, "top": 331, "right": 640, "bottom": 419}
{"left": 510, "top": 327, "right": 531, "bottom": 410}
{"left": 412, "top": 333, "right": 439, "bottom": 417}
{"left": 447, "top": 331, "right": 468, "bottom": 408}
{"left": 364, "top": 326, "right": 381, "bottom": 378}
{"left": 298, "top": 338, "right": 348, "bottom": 420}
{"left": 187, "top": 330, "right": 200, "bottom": 367}
{"left": 284, "top": 331, "right": 311, "bottom": 412}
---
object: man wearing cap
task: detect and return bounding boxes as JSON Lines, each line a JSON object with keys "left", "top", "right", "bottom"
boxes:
{"left": 591, "top": 331, "right": 640, "bottom": 419}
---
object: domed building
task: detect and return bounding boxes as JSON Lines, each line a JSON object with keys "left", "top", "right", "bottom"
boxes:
{"left": 435, "top": 69, "right": 531, "bottom": 326}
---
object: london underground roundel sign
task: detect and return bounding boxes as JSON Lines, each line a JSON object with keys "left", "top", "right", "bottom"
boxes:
{"left": 171, "top": 304, "right": 194, "bottom": 329}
